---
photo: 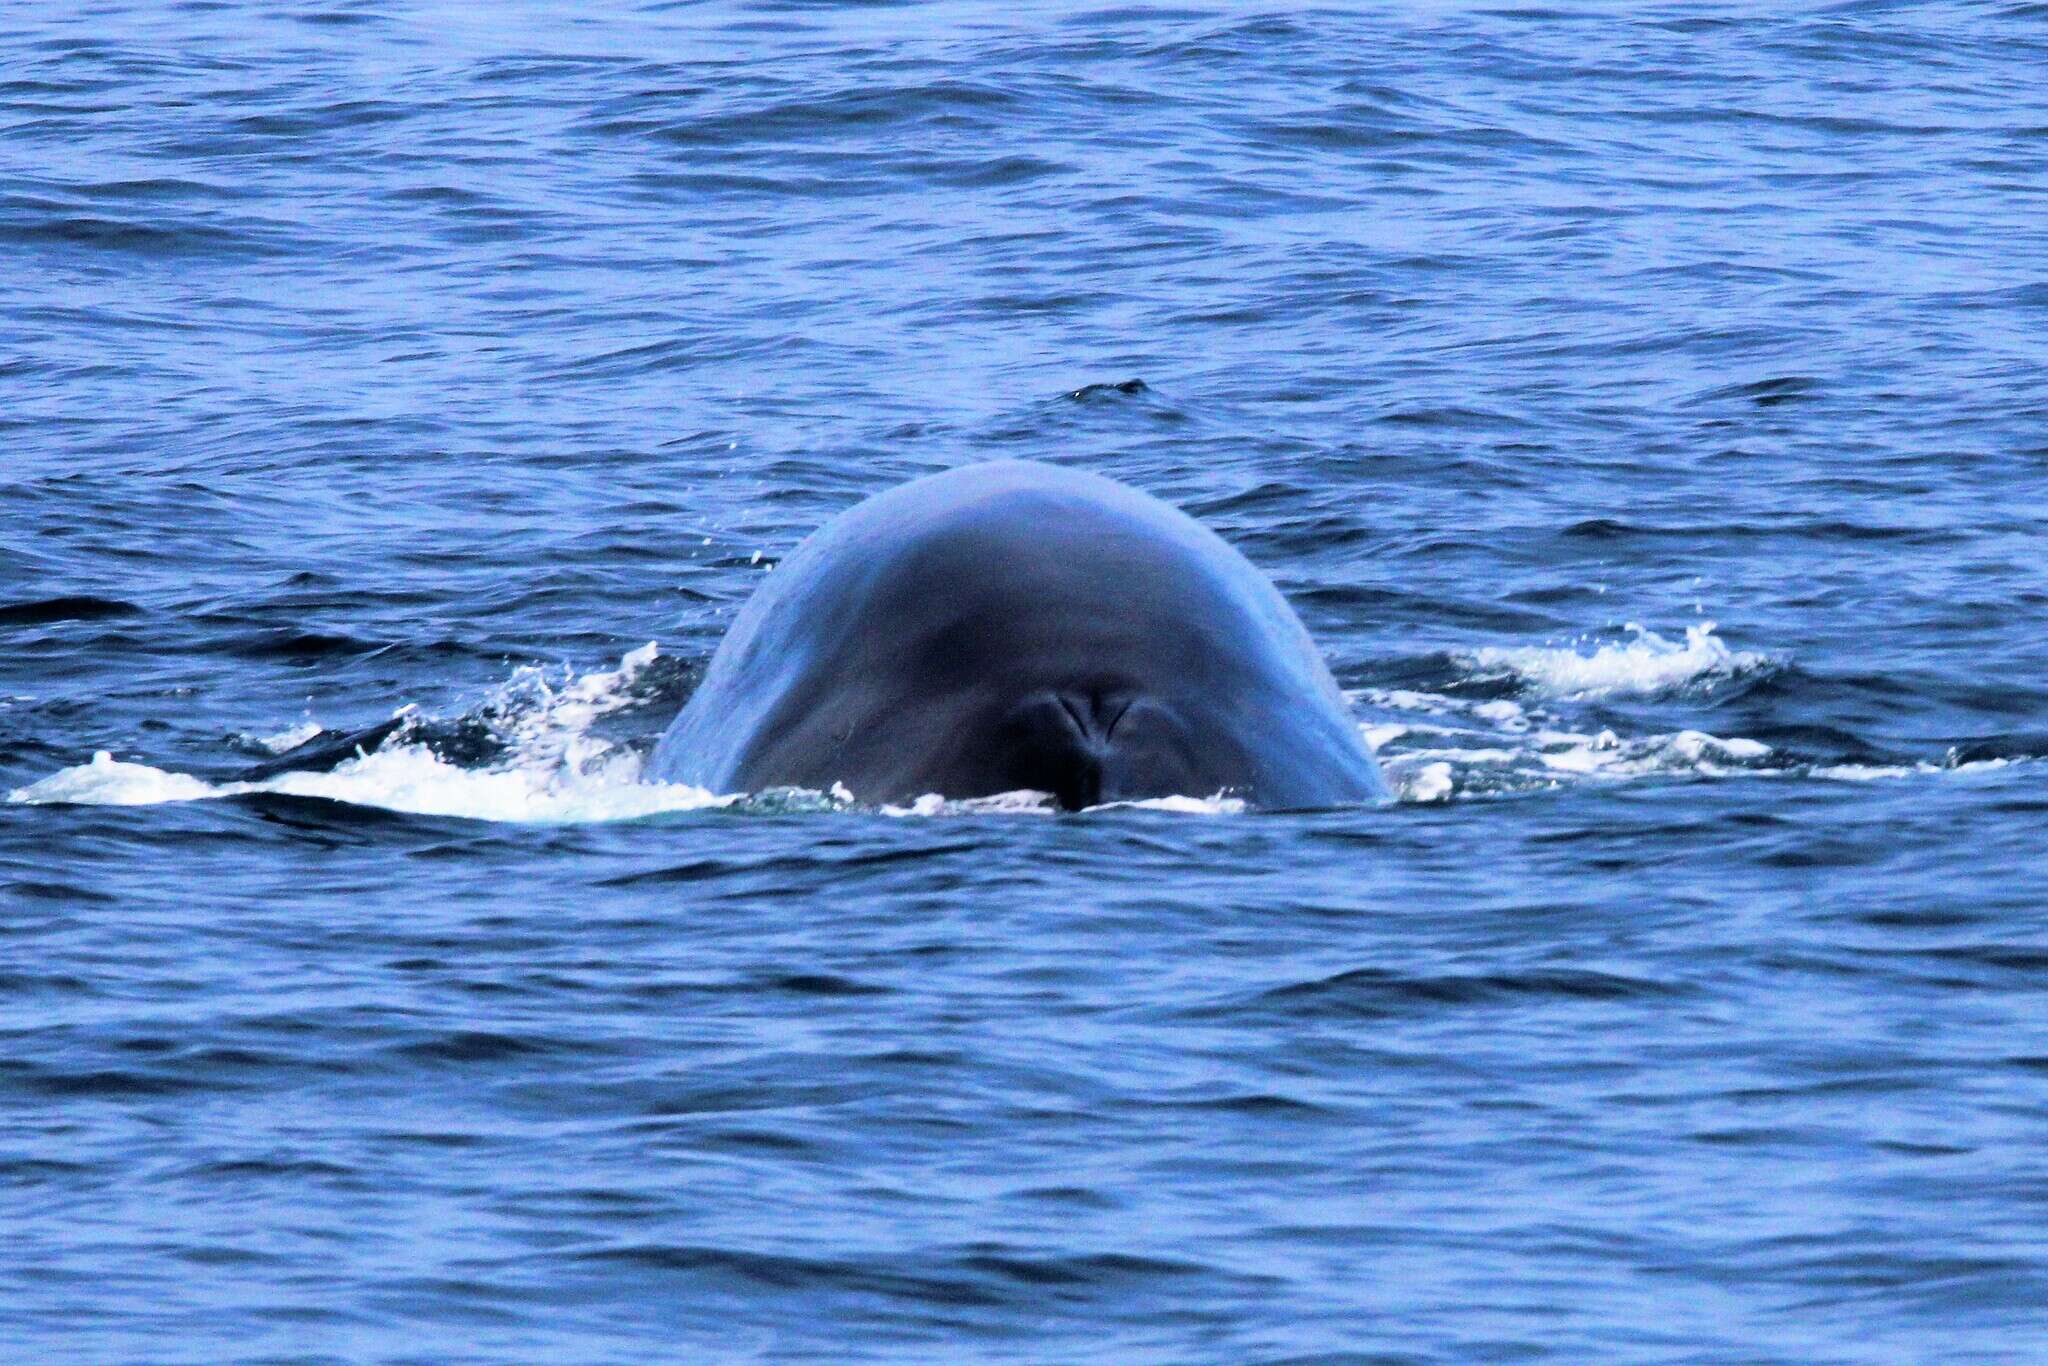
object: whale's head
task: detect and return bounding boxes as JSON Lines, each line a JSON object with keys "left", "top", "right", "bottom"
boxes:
{"left": 651, "top": 460, "right": 1386, "bottom": 810}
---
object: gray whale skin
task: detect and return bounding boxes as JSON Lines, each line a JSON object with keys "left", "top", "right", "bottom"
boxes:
{"left": 649, "top": 460, "right": 1386, "bottom": 810}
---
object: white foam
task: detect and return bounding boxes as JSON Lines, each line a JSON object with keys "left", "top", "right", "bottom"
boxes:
{"left": 1094, "top": 792, "right": 1247, "bottom": 815}
{"left": 8, "top": 737, "right": 732, "bottom": 823}
{"left": 8, "top": 643, "right": 729, "bottom": 825}
{"left": 1810, "top": 763, "right": 1914, "bottom": 782}
{"left": 881, "top": 789, "right": 1055, "bottom": 818}
{"left": 1813, "top": 756, "right": 2018, "bottom": 784}
{"left": 12, "top": 751, "right": 217, "bottom": 806}
{"left": 1402, "top": 762, "right": 1455, "bottom": 803}
{"left": 1464, "top": 622, "right": 1764, "bottom": 700}
{"left": 876, "top": 789, "right": 1247, "bottom": 817}
{"left": 252, "top": 719, "right": 324, "bottom": 754}
{"left": 1359, "top": 679, "right": 1780, "bottom": 802}
{"left": 1355, "top": 622, "right": 2048, "bottom": 803}
{"left": 1531, "top": 727, "right": 1772, "bottom": 778}
{"left": 260, "top": 744, "right": 730, "bottom": 822}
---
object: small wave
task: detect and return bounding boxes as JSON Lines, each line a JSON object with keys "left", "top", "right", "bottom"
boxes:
{"left": 1460, "top": 622, "right": 1766, "bottom": 700}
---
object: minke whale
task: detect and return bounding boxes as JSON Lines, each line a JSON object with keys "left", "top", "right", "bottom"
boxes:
{"left": 649, "top": 460, "right": 1385, "bottom": 810}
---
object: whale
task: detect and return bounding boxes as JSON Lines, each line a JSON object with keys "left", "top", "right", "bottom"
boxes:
{"left": 649, "top": 459, "right": 1386, "bottom": 810}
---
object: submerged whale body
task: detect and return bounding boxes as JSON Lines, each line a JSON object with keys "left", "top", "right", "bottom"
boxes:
{"left": 650, "top": 460, "right": 1386, "bottom": 810}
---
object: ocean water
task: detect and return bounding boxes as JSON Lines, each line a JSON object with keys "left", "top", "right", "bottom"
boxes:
{"left": 5, "top": 0, "right": 2048, "bottom": 1358}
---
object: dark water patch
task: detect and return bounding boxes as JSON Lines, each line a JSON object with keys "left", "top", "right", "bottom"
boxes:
{"left": 568, "top": 1239, "right": 1226, "bottom": 1310}
{"left": 571, "top": 1243, "right": 1015, "bottom": 1306}
{"left": 0, "top": 1157, "right": 96, "bottom": 1187}
{"left": 766, "top": 972, "right": 890, "bottom": 998}
{"left": 1140, "top": 1091, "right": 1333, "bottom": 1117}
{"left": 390, "top": 1030, "right": 585, "bottom": 1064}
{"left": 0, "top": 596, "right": 142, "bottom": 626}
{"left": 1226, "top": 966, "right": 1684, "bottom": 1020}
{"left": 73, "top": 176, "right": 243, "bottom": 202}
{"left": 0, "top": 215, "right": 282, "bottom": 258}
{"left": 208, "top": 627, "right": 482, "bottom": 666}
{"left": 1724, "top": 1073, "right": 1933, "bottom": 1102}
{"left": 695, "top": 1126, "right": 820, "bottom": 1157}
{"left": 1372, "top": 404, "right": 1516, "bottom": 428}
{"left": 954, "top": 1248, "right": 1220, "bottom": 1291}
{"left": 0, "top": 970, "right": 95, "bottom": 996}
{"left": 608, "top": 81, "right": 1020, "bottom": 148}
{"left": 230, "top": 100, "right": 411, "bottom": 137}
{"left": 5, "top": 877, "right": 115, "bottom": 903}
{"left": 1687, "top": 1125, "right": 1820, "bottom": 1149}
{"left": 904, "top": 154, "right": 1065, "bottom": 189}
{"left": 214, "top": 628, "right": 388, "bottom": 663}
{"left": 600, "top": 841, "right": 985, "bottom": 886}
{"left": 188, "top": 1156, "right": 357, "bottom": 1179}
{"left": 1880, "top": 945, "right": 2048, "bottom": 975}
{"left": 2, "top": 1064, "right": 221, "bottom": 1099}
{"left": 295, "top": 5, "right": 387, "bottom": 27}
{"left": 226, "top": 792, "right": 482, "bottom": 842}
{"left": 1694, "top": 375, "right": 1824, "bottom": 407}
{"left": 1011, "top": 1184, "right": 1121, "bottom": 1210}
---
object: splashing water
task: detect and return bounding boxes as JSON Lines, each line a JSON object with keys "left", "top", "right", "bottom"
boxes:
{"left": 1360, "top": 688, "right": 1780, "bottom": 803}
{"left": 9, "top": 644, "right": 730, "bottom": 823}
{"left": 1358, "top": 623, "right": 2028, "bottom": 803}
{"left": 1462, "top": 623, "right": 1766, "bottom": 701}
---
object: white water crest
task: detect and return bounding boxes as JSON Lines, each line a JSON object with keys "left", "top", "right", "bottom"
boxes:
{"left": 1462, "top": 622, "right": 1766, "bottom": 701}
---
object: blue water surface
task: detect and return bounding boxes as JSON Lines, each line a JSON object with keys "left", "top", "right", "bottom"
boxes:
{"left": 5, "top": 1, "right": 2048, "bottom": 1359}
